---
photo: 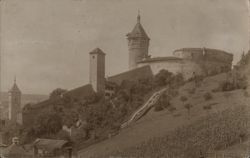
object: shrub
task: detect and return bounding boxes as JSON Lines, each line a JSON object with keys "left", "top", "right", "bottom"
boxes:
{"left": 188, "top": 88, "right": 196, "bottom": 95}
{"left": 154, "top": 69, "right": 174, "bottom": 87}
{"left": 215, "top": 74, "right": 248, "bottom": 92}
{"left": 154, "top": 94, "right": 171, "bottom": 112}
{"left": 194, "top": 75, "right": 204, "bottom": 87}
{"left": 221, "top": 81, "right": 236, "bottom": 91}
{"left": 159, "top": 94, "right": 171, "bottom": 108}
{"left": 184, "top": 103, "right": 193, "bottom": 117}
{"left": 167, "top": 106, "right": 176, "bottom": 113}
{"left": 244, "top": 90, "right": 250, "bottom": 97}
{"left": 203, "top": 104, "right": 212, "bottom": 110}
{"left": 168, "top": 89, "right": 179, "bottom": 97}
{"left": 180, "top": 96, "right": 188, "bottom": 103}
{"left": 153, "top": 70, "right": 185, "bottom": 88}
{"left": 171, "top": 73, "right": 185, "bottom": 88}
{"left": 154, "top": 104, "right": 164, "bottom": 112}
{"left": 203, "top": 92, "right": 213, "bottom": 101}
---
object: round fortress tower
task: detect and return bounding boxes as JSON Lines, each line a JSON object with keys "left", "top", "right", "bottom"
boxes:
{"left": 127, "top": 13, "right": 150, "bottom": 70}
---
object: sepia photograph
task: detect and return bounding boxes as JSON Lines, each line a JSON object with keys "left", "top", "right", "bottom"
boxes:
{"left": 0, "top": 0, "right": 249, "bottom": 157}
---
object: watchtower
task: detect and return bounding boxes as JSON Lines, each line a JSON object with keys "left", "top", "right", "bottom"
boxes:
{"left": 89, "top": 48, "right": 106, "bottom": 93}
{"left": 127, "top": 13, "right": 150, "bottom": 70}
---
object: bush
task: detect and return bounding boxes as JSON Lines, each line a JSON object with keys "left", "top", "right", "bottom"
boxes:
{"left": 168, "top": 89, "right": 179, "bottom": 97}
{"left": 221, "top": 81, "right": 236, "bottom": 91}
{"left": 154, "top": 69, "right": 174, "bottom": 87}
{"left": 184, "top": 103, "right": 193, "bottom": 117}
{"left": 203, "top": 92, "right": 213, "bottom": 101}
{"left": 167, "top": 106, "right": 176, "bottom": 113}
{"left": 214, "top": 73, "right": 248, "bottom": 92}
{"left": 154, "top": 70, "right": 185, "bottom": 88}
{"left": 180, "top": 96, "right": 188, "bottom": 103}
{"left": 154, "top": 104, "right": 164, "bottom": 112}
{"left": 203, "top": 104, "right": 212, "bottom": 113}
{"left": 244, "top": 90, "right": 250, "bottom": 97}
{"left": 188, "top": 88, "right": 196, "bottom": 95}
{"left": 154, "top": 94, "right": 171, "bottom": 112}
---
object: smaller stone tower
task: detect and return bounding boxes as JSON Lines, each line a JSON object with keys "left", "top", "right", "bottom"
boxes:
{"left": 8, "top": 77, "right": 21, "bottom": 123}
{"left": 89, "top": 48, "right": 106, "bottom": 93}
{"left": 127, "top": 13, "right": 150, "bottom": 70}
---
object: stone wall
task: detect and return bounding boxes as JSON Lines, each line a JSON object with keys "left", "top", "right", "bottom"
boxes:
{"left": 173, "top": 48, "right": 204, "bottom": 60}
{"left": 138, "top": 60, "right": 182, "bottom": 75}
{"left": 137, "top": 48, "right": 232, "bottom": 80}
{"left": 173, "top": 48, "right": 233, "bottom": 75}
{"left": 137, "top": 59, "right": 203, "bottom": 80}
{"left": 173, "top": 48, "right": 233, "bottom": 64}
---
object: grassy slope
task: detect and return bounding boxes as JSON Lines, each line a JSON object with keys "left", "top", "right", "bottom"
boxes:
{"left": 78, "top": 72, "right": 250, "bottom": 158}
{"left": 210, "top": 66, "right": 250, "bottom": 156}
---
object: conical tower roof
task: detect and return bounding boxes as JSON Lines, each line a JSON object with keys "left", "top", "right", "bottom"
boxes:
{"left": 127, "top": 14, "right": 150, "bottom": 39}
{"left": 9, "top": 77, "right": 21, "bottom": 93}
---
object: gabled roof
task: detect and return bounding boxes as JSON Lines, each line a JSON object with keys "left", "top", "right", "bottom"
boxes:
{"left": 27, "top": 84, "right": 94, "bottom": 110}
{"left": 89, "top": 48, "right": 106, "bottom": 55}
{"left": 33, "top": 138, "right": 70, "bottom": 151}
{"left": 63, "top": 84, "right": 95, "bottom": 100}
{"left": 107, "top": 65, "right": 153, "bottom": 85}
{"left": 127, "top": 15, "right": 150, "bottom": 39}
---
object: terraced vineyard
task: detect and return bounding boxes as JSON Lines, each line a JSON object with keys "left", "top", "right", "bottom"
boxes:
{"left": 107, "top": 106, "right": 250, "bottom": 158}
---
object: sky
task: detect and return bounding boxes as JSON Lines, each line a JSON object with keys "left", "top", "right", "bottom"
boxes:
{"left": 0, "top": 0, "right": 249, "bottom": 94}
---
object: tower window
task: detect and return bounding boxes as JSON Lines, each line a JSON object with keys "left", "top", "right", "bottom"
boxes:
{"left": 92, "top": 56, "right": 95, "bottom": 59}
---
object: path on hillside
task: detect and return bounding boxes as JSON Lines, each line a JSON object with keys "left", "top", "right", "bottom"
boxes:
{"left": 78, "top": 73, "right": 250, "bottom": 158}
{"left": 121, "top": 88, "right": 167, "bottom": 129}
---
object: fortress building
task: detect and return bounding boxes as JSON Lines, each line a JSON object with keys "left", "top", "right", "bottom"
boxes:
{"left": 22, "top": 13, "right": 234, "bottom": 127}
{"left": 127, "top": 14, "right": 233, "bottom": 79}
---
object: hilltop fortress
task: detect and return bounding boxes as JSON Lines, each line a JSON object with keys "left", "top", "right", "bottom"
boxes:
{"left": 90, "top": 13, "right": 233, "bottom": 94}
{"left": 127, "top": 14, "right": 233, "bottom": 80}
{"left": 22, "top": 14, "right": 233, "bottom": 127}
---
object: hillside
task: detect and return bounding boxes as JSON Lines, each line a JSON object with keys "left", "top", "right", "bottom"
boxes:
{"left": 77, "top": 70, "right": 250, "bottom": 158}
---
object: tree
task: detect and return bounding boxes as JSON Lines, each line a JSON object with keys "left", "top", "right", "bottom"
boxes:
{"left": 2, "top": 122, "right": 22, "bottom": 144}
{"left": 239, "top": 133, "right": 245, "bottom": 144}
{"left": 154, "top": 69, "right": 174, "bottom": 87}
{"left": 171, "top": 73, "right": 184, "bottom": 88}
{"left": 203, "top": 104, "right": 212, "bottom": 115}
{"left": 167, "top": 106, "right": 176, "bottom": 115}
{"left": 203, "top": 92, "right": 212, "bottom": 101}
{"left": 154, "top": 104, "right": 164, "bottom": 112}
{"left": 184, "top": 103, "right": 192, "bottom": 119}
{"left": 180, "top": 96, "right": 188, "bottom": 105}
{"left": 238, "top": 51, "right": 250, "bottom": 67}
{"left": 34, "top": 112, "right": 62, "bottom": 136}
{"left": 50, "top": 88, "right": 67, "bottom": 99}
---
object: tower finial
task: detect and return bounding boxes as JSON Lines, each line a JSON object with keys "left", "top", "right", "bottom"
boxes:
{"left": 14, "top": 75, "right": 16, "bottom": 84}
{"left": 137, "top": 10, "right": 141, "bottom": 23}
